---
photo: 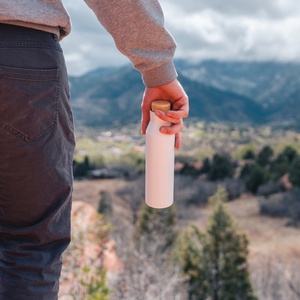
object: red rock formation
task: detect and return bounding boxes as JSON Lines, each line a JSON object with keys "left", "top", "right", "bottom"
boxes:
{"left": 280, "top": 173, "right": 293, "bottom": 191}
{"left": 58, "top": 201, "right": 123, "bottom": 298}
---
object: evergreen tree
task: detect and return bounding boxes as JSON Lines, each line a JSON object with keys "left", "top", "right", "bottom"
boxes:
{"left": 98, "top": 190, "right": 112, "bottom": 216}
{"left": 239, "top": 163, "right": 254, "bottom": 179}
{"left": 242, "top": 149, "right": 255, "bottom": 160}
{"left": 132, "top": 201, "right": 178, "bottom": 252}
{"left": 176, "top": 185, "right": 258, "bottom": 300}
{"left": 289, "top": 156, "right": 300, "bottom": 187}
{"left": 269, "top": 146, "right": 298, "bottom": 181}
{"left": 180, "top": 162, "right": 200, "bottom": 177}
{"left": 256, "top": 145, "right": 273, "bottom": 167}
{"left": 245, "top": 164, "right": 269, "bottom": 194}
{"left": 200, "top": 157, "right": 211, "bottom": 174}
{"left": 84, "top": 155, "right": 90, "bottom": 170}
{"left": 73, "top": 155, "right": 93, "bottom": 178}
{"left": 269, "top": 160, "right": 290, "bottom": 181}
{"left": 208, "top": 153, "right": 234, "bottom": 181}
{"left": 282, "top": 145, "right": 298, "bottom": 163}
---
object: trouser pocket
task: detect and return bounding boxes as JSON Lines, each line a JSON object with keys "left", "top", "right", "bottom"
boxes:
{"left": 0, "top": 64, "right": 60, "bottom": 143}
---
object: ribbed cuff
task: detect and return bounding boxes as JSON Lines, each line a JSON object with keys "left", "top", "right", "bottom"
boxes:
{"left": 141, "top": 60, "right": 178, "bottom": 87}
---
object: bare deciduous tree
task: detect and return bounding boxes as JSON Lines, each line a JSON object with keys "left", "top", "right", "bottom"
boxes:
{"left": 249, "top": 254, "right": 300, "bottom": 300}
{"left": 115, "top": 175, "right": 145, "bottom": 225}
{"left": 108, "top": 235, "right": 188, "bottom": 300}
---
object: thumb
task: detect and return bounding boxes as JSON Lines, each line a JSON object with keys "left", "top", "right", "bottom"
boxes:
{"left": 141, "top": 88, "right": 161, "bottom": 135}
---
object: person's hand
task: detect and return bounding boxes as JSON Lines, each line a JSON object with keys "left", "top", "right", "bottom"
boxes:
{"left": 141, "top": 78, "right": 189, "bottom": 149}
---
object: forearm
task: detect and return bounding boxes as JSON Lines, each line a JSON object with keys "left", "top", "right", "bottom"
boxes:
{"left": 83, "top": 0, "right": 178, "bottom": 87}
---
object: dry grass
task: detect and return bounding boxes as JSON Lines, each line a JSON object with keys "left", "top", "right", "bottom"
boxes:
{"left": 191, "top": 193, "right": 300, "bottom": 264}
{"left": 73, "top": 179, "right": 300, "bottom": 262}
{"left": 72, "top": 178, "right": 300, "bottom": 299}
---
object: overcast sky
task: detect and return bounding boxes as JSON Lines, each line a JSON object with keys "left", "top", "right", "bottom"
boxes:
{"left": 60, "top": 0, "right": 300, "bottom": 76}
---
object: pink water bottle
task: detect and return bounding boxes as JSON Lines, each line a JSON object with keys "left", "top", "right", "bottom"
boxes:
{"left": 145, "top": 100, "right": 175, "bottom": 209}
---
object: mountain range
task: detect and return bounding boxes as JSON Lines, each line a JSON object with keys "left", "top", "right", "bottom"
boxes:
{"left": 68, "top": 60, "right": 300, "bottom": 128}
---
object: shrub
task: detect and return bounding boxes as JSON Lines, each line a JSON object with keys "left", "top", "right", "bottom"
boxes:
{"left": 208, "top": 153, "right": 235, "bottom": 181}
{"left": 256, "top": 180, "right": 285, "bottom": 197}
{"left": 259, "top": 194, "right": 291, "bottom": 217}
{"left": 258, "top": 189, "right": 300, "bottom": 227}
{"left": 245, "top": 164, "right": 269, "bottom": 194}
{"left": 219, "top": 177, "right": 246, "bottom": 200}
{"left": 179, "top": 162, "right": 200, "bottom": 177}
{"left": 175, "top": 154, "right": 196, "bottom": 164}
{"left": 174, "top": 175, "right": 218, "bottom": 206}
{"left": 79, "top": 267, "right": 113, "bottom": 300}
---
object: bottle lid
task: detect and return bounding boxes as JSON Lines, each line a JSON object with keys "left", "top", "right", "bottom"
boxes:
{"left": 151, "top": 100, "right": 171, "bottom": 112}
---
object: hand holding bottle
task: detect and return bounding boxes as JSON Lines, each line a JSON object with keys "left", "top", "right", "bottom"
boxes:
{"left": 141, "top": 78, "right": 189, "bottom": 149}
{"left": 145, "top": 100, "right": 175, "bottom": 208}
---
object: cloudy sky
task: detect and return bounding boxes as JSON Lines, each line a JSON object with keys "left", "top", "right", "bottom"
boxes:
{"left": 60, "top": 0, "right": 300, "bottom": 76}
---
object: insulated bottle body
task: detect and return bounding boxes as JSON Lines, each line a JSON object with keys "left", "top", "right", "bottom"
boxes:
{"left": 145, "top": 108, "right": 175, "bottom": 209}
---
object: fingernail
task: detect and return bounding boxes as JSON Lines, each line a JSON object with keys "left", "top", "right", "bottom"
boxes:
{"left": 161, "top": 128, "right": 167, "bottom": 133}
{"left": 167, "top": 113, "right": 172, "bottom": 116}
{"left": 155, "top": 111, "right": 161, "bottom": 116}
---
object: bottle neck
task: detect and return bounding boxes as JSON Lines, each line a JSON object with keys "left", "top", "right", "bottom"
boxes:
{"left": 150, "top": 110, "right": 171, "bottom": 125}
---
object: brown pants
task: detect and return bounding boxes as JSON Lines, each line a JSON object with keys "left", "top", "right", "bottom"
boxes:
{"left": 0, "top": 23, "right": 76, "bottom": 299}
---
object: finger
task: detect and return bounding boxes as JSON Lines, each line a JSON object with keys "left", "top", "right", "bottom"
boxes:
{"left": 175, "top": 132, "right": 181, "bottom": 149}
{"left": 141, "top": 102, "right": 150, "bottom": 135}
{"left": 155, "top": 110, "right": 181, "bottom": 124}
{"left": 141, "top": 117, "right": 149, "bottom": 135}
{"left": 169, "top": 96, "right": 189, "bottom": 118}
{"left": 141, "top": 113, "right": 150, "bottom": 135}
{"left": 160, "top": 118, "right": 183, "bottom": 135}
{"left": 166, "top": 108, "right": 188, "bottom": 119}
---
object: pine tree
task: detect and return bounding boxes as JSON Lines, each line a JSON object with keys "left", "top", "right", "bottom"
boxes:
{"left": 289, "top": 156, "right": 300, "bottom": 187}
{"left": 245, "top": 164, "right": 269, "bottom": 194}
{"left": 208, "top": 153, "right": 234, "bottom": 181}
{"left": 242, "top": 149, "right": 255, "bottom": 160}
{"left": 256, "top": 145, "right": 273, "bottom": 167}
{"left": 98, "top": 190, "right": 112, "bottom": 216}
{"left": 200, "top": 157, "right": 211, "bottom": 174}
{"left": 177, "top": 185, "right": 258, "bottom": 300}
{"left": 132, "top": 201, "right": 178, "bottom": 252}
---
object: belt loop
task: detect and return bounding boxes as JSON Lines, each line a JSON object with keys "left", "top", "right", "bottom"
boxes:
{"left": 52, "top": 34, "right": 58, "bottom": 42}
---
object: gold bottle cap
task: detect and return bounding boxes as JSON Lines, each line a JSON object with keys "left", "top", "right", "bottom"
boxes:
{"left": 151, "top": 100, "right": 171, "bottom": 112}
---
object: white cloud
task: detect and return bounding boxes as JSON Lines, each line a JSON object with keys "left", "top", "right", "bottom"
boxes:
{"left": 61, "top": 0, "right": 128, "bottom": 76}
{"left": 60, "top": 0, "right": 300, "bottom": 75}
{"left": 161, "top": 0, "right": 300, "bottom": 19}
{"left": 161, "top": 1, "right": 300, "bottom": 63}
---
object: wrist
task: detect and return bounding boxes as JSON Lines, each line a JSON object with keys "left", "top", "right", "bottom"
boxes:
{"left": 141, "top": 60, "right": 178, "bottom": 88}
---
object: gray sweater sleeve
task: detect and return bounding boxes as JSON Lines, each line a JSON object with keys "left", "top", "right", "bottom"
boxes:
{"left": 83, "top": 0, "right": 178, "bottom": 87}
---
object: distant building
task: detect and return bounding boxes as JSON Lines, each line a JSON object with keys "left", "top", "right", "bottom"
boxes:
{"left": 87, "top": 168, "right": 124, "bottom": 179}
